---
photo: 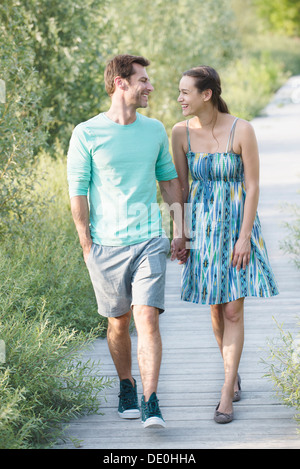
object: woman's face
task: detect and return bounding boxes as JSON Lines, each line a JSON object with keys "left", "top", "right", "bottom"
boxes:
{"left": 177, "top": 75, "right": 209, "bottom": 116}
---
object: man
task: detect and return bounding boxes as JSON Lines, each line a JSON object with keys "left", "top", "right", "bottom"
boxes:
{"left": 67, "top": 54, "right": 186, "bottom": 428}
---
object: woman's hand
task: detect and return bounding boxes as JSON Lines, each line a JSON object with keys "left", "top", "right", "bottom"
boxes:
{"left": 171, "top": 237, "right": 189, "bottom": 264}
{"left": 232, "top": 235, "right": 251, "bottom": 271}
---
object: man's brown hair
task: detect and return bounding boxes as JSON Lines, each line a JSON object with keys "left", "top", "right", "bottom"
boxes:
{"left": 104, "top": 54, "right": 150, "bottom": 96}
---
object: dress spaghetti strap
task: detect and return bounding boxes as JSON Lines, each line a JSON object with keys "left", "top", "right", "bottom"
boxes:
{"left": 225, "top": 117, "right": 239, "bottom": 153}
{"left": 186, "top": 117, "right": 239, "bottom": 154}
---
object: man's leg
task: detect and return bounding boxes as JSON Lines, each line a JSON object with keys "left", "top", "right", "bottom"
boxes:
{"left": 129, "top": 237, "right": 169, "bottom": 427}
{"left": 132, "top": 305, "right": 162, "bottom": 400}
{"left": 133, "top": 304, "right": 166, "bottom": 428}
{"left": 107, "top": 310, "right": 133, "bottom": 384}
{"left": 107, "top": 310, "right": 140, "bottom": 419}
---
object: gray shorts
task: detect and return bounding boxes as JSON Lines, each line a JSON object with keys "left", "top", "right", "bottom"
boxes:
{"left": 86, "top": 236, "right": 170, "bottom": 318}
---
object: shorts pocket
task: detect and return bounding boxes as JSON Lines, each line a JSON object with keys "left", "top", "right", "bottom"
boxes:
{"left": 161, "top": 236, "right": 170, "bottom": 254}
{"left": 86, "top": 242, "right": 95, "bottom": 266}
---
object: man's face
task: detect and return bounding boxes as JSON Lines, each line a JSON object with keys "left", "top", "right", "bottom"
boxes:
{"left": 126, "top": 63, "right": 154, "bottom": 108}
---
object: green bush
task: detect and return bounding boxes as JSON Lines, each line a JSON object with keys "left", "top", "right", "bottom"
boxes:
{"left": 0, "top": 230, "right": 103, "bottom": 334}
{"left": 0, "top": 152, "right": 111, "bottom": 448}
{"left": 103, "top": 0, "right": 239, "bottom": 132}
{"left": 263, "top": 319, "right": 300, "bottom": 431}
{"left": 0, "top": 7, "right": 49, "bottom": 233}
{"left": 254, "top": 0, "right": 300, "bottom": 37}
{"left": 0, "top": 310, "right": 113, "bottom": 448}
{"left": 0, "top": 370, "right": 27, "bottom": 449}
{"left": 1, "top": 151, "right": 104, "bottom": 334}
{"left": 222, "top": 53, "right": 288, "bottom": 120}
{"left": 262, "top": 202, "right": 300, "bottom": 431}
{"left": 1, "top": 0, "right": 109, "bottom": 151}
{"left": 280, "top": 203, "right": 300, "bottom": 269}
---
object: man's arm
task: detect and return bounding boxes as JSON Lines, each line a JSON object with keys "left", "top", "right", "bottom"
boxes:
{"left": 70, "top": 195, "right": 93, "bottom": 263}
{"left": 158, "top": 178, "right": 187, "bottom": 262}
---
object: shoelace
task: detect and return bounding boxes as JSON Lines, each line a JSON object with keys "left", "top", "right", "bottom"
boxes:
{"left": 118, "top": 382, "right": 137, "bottom": 409}
{"left": 144, "top": 397, "right": 161, "bottom": 417}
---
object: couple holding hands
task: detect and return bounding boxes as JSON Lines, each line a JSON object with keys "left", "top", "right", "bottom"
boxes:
{"left": 67, "top": 54, "right": 278, "bottom": 427}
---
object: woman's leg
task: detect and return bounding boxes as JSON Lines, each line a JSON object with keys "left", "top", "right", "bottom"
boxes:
{"left": 210, "top": 304, "right": 224, "bottom": 355}
{"left": 217, "top": 298, "right": 244, "bottom": 414}
{"left": 211, "top": 298, "right": 244, "bottom": 413}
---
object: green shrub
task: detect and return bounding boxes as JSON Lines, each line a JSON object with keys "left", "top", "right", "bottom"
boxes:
{"left": 263, "top": 318, "right": 300, "bottom": 431}
{"left": 0, "top": 231, "right": 103, "bottom": 334}
{"left": 222, "top": 53, "right": 288, "bottom": 120}
{"left": 0, "top": 8, "right": 49, "bottom": 233}
{"left": 262, "top": 202, "right": 300, "bottom": 431}
{"left": 1, "top": 0, "right": 109, "bottom": 152}
{"left": 0, "top": 150, "right": 112, "bottom": 448}
{"left": 0, "top": 309, "right": 113, "bottom": 448}
{"left": 280, "top": 203, "right": 300, "bottom": 269}
{"left": 254, "top": 0, "right": 300, "bottom": 37}
{"left": 1, "top": 150, "right": 105, "bottom": 334}
{"left": 0, "top": 370, "right": 28, "bottom": 449}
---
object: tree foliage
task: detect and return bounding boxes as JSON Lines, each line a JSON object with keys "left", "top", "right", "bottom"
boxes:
{"left": 1, "top": 0, "right": 108, "bottom": 150}
{"left": 0, "top": 0, "right": 109, "bottom": 231}
{"left": 103, "top": 0, "right": 238, "bottom": 128}
{"left": 254, "top": 0, "right": 300, "bottom": 36}
{"left": 0, "top": 4, "right": 49, "bottom": 232}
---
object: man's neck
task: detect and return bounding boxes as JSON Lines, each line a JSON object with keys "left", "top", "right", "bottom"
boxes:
{"left": 105, "top": 101, "right": 137, "bottom": 125}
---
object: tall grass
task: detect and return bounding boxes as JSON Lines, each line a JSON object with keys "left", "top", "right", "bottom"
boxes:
{"left": 0, "top": 310, "right": 113, "bottom": 448}
{"left": 0, "top": 151, "right": 111, "bottom": 448}
{"left": 263, "top": 318, "right": 300, "bottom": 432}
{"left": 11, "top": 150, "right": 105, "bottom": 333}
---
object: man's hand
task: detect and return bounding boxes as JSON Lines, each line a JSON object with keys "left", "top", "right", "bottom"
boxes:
{"left": 70, "top": 196, "right": 93, "bottom": 264}
{"left": 158, "top": 178, "right": 189, "bottom": 264}
{"left": 171, "top": 237, "right": 189, "bottom": 264}
{"left": 82, "top": 240, "right": 93, "bottom": 264}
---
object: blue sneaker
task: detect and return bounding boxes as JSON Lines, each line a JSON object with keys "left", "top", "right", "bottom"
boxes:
{"left": 118, "top": 378, "right": 140, "bottom": 419}
{"left": 141, "top": 392, "right": 166, "bottom": 428}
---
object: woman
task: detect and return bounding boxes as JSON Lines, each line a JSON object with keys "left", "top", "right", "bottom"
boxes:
{"left": 172, "top": 66, "right": 279, "bottom": 423}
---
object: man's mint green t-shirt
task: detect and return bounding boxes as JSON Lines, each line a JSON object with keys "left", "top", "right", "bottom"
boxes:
{"left": 67, "top": 112, "right": 178, "bottom": 246}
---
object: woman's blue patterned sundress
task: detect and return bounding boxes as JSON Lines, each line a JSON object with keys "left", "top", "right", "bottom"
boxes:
{"left": 181, "top": 117, "right": 279, "bottom": 305}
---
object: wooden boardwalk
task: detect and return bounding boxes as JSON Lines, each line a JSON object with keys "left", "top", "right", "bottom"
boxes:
{"left": 56, "top": 78, "right": 300, "bottom": 450}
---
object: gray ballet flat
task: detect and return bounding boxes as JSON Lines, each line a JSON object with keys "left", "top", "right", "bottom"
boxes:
{"left": 214, "top": 403, "right": 234, "bottom": 424}
{"left": 233, "top": 373, "right": 242, "bottom": 402}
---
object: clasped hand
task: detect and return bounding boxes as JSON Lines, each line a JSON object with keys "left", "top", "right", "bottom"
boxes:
{"left": 171, "top": 237, "right": 189, "bottom": 264}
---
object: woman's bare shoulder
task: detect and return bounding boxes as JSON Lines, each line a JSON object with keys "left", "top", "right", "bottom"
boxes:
{"left": 234, "top": 117, "right": 256, "bottom": 144}
{"left": 236, "top": 117, "right": 254, "bottom": 133}
{"left": 172, "top": 120, "right": 188, "bottom": 134}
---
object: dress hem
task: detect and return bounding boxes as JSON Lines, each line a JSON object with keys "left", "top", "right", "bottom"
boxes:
{"left": 181, "top": 291, "right": 279, "bottom": 306}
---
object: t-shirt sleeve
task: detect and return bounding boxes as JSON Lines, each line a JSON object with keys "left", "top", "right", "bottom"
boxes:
{"left": 155, "top": 123, "right": 178, "bottom": 181}
{"left": 67, "top": 125, "right": 91, "bottom": 197}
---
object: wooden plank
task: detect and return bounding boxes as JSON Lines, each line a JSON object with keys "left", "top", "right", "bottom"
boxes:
{"left": 55, "top": 78, "right": 300, "bottom": 450}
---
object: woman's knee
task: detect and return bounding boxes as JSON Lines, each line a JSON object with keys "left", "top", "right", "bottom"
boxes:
{"left": 223, "top": 299, "right": 244, "bottom": 323}
{"left": 211, "top": 304, "right": 223, "bottom": 320}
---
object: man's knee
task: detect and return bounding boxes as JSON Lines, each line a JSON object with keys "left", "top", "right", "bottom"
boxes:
{"left": 107, "top": 310, "right": 132, "bottom": 335}
{"left": 133, "top": 305, "right": 160, "bottom": 333}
